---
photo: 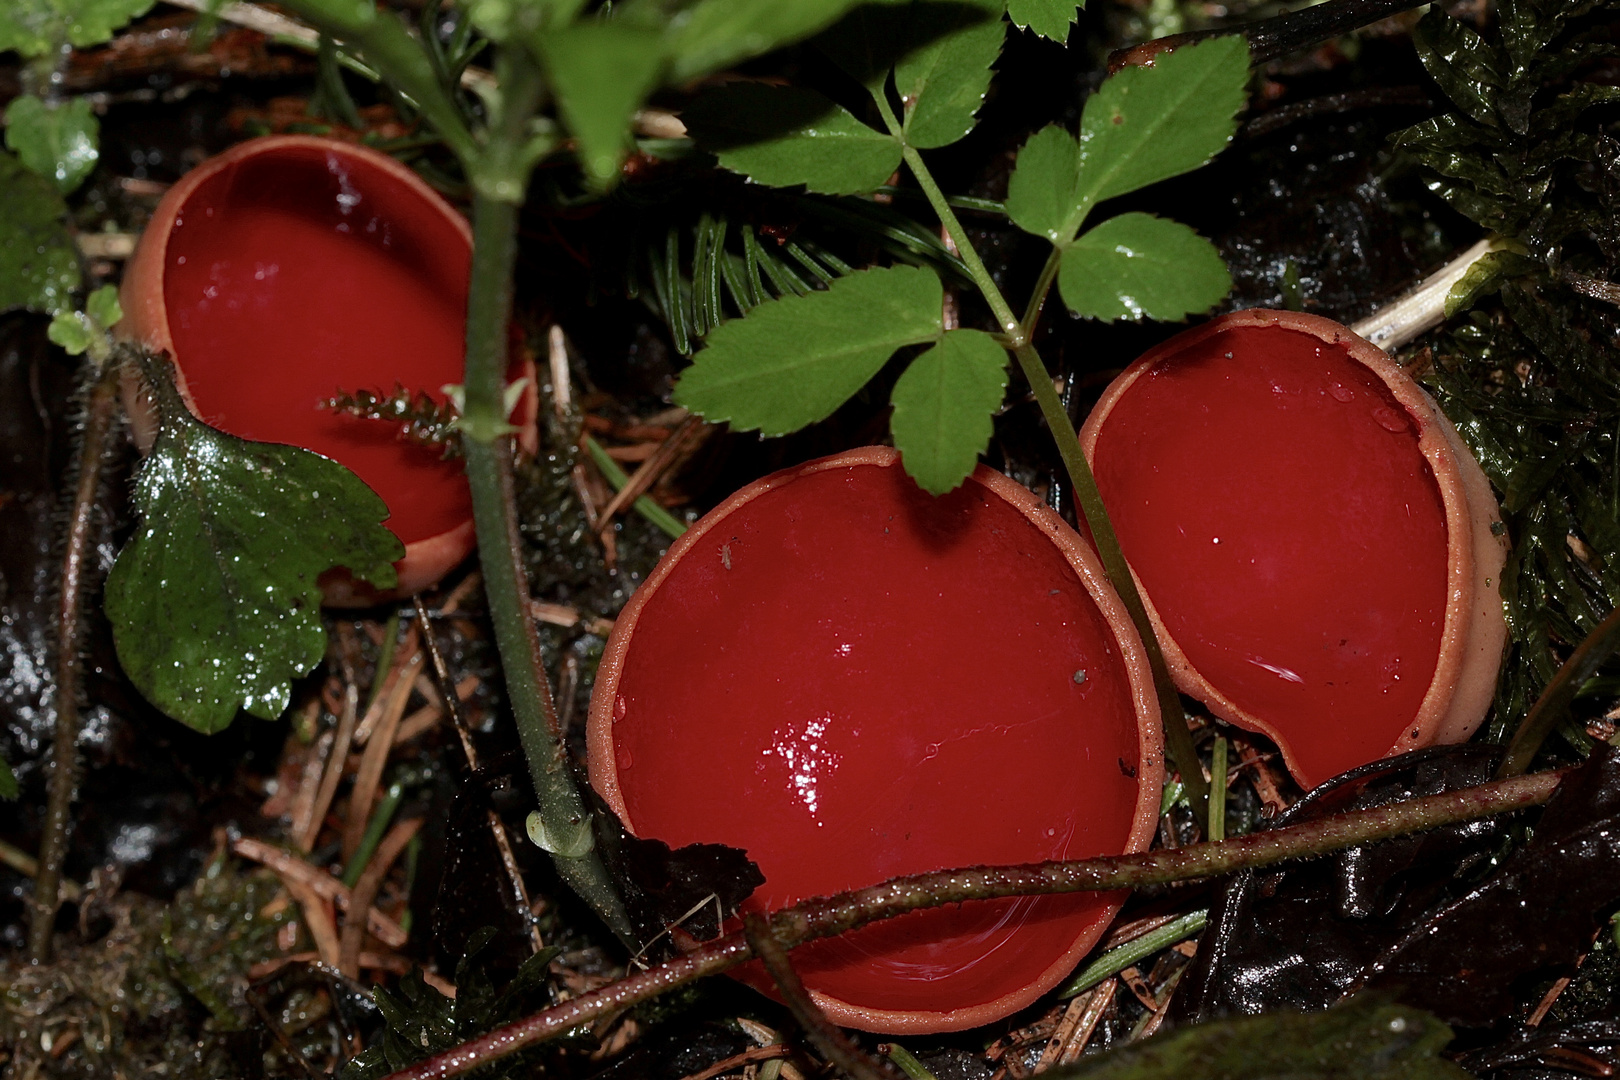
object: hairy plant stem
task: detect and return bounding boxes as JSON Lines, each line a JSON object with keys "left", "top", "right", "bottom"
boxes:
{"left": 29, "top": 356, "right": 123, "bottom": 961}
{"left": 463, "top": 195, "right": 631, "bottom": 943}
{"left": 875, "top": 98, "right": 1211, "bottom": 828}
{"left": 380, "top": 766, "right": 1564, "bottom": 1080}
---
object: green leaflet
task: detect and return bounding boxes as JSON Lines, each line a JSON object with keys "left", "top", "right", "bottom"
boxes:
{"left": 0, "top": 0, "right": 155, "bottom": 57}
{"left": 48, "top": 283, "right": 120, "bottom": 356}
{"left": 106, "top": 357, "right": 404, "bottom": 734}
{"left": 1075, "top": 34, "right": 1249, "bottom": 211}
{"left": 665, "top": 0, "right": 871, "bottom": 82}
{"left": 1006, "top": 0, "right": 1080, "bottom": 41}
{"left": 673, "top": 265, "right": 942, "bottom": 436}
{"left": 893, "top": 0, "right": 1005, "bottom": 149}
{"left": 1048, "top": 996, "right": 1470, "bottom": 1080}
{"left": 1059, "top": 212, "right": 1230, "bottom": 322}
{"left": 0, "top": 149, "right": 81, "bottom": 315}
{"left": 890, "top": 329, "right": 1008, "bottom": 495}
{"left": 4, "top": 94, "right": 99, "bottom": 194}
{"left": 683, "top": 83, "right": 900, "bottom": 195}
{"left": 537, "top": 22, "right": 665, "bottom": 190}
{"left": 1005, "top": 124, "right": 1083, "bottom": 243}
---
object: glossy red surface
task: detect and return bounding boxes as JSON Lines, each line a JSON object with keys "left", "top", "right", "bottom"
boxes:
{"left": 1090, "top": 324, "right": 1449, "bottom": 788}
{"left": 605, "top": 459, "right": 1145, "bottom": 1018}
{"left": 161, "top": 143, "right": 470, "bottom": 545}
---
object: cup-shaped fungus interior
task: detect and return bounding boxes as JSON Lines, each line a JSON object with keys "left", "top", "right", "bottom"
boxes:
{"left": 590, "top": 450, "right": 1160, "bottom": 1032}
{"left": 159, "top": 141, "right": 472, "bottom": 548}
{"left": 1086, "top": 318, "right": 1459, "bottom": 789}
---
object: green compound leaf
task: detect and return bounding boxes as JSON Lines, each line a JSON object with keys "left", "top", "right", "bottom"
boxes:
{"left": 1006, "top": 0, "right": 1080, "bottom": 42}
{"left": 0, "top": 149, "right": 81, "bottom": 315}
{"left": 893, "top": 0, "right": 1005, "bottom": 149}
{"left": 5, "top": 94, "right": 99, "bottom": 194}
{"left": 890, "top": 328, "right": 1008, "bottom": 495}
{"left": 674, "top": 264, "right": 942, "bottom": 436}
{"left": 683, "top": 83, "right": 900, "bottom": 195}
{"left": 106, "top": 358, "right": 404, "bottom": 734}
{"left": 1058, "top": 212, "right": 1230, "bottom": 321}
{"left": 538, "top": 22, "right": 665, "bottom": 190}
{"left": 48, "top": 283, "right": 120, "bottom": 356}
{"left": 665, "top": 0, "right": 871, "bottom": 82}
{"left": 1005, "top": 124, "right": 1083, "bottom": 242}
{"left": 0, "top": 0, "right": 156, "bottom": 57}
{"left": 1047, "top": 996, "right": 1469, "bottom": 1080}
{"left": 1076, "top": 34, "right": 1249, "bottom": 209}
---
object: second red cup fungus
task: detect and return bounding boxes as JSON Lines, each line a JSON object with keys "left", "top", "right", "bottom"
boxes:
{"left": 119, "top": 135, "right": 537, "bottom": 604}
{"left": 1080, "top": 309, "right": 1508, "bottom": 790}
{"left": 588, "top": 447, "right": 1163, "bottom": 1033}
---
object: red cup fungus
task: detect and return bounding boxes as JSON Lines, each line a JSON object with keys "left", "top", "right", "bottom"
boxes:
{"left": 118, "top": 135, "right": 537, "bottom": 604}
{"left": 587, "top": 447, "right": 1163, "bottom": 1033}
{"left": 1079, "top": 309, "right": 1508, "bottom": 790}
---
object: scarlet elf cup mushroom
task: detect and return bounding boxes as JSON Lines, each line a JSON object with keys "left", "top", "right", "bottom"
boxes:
{"left": 588, "top": 448, "right": 1163, "bottom": 1033}
{"left": 1080, "top": 309, "right": 1508, "bottom": 790}
{"left": 118, "top": 135, "right": 536, "bottom": 603}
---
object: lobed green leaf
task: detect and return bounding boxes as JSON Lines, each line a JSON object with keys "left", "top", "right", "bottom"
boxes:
{"left": 106, "top": 359, "right": 404, "bottom": 733}
{"left": 1076, "top": 34, "right": 1249, "bottom": 210}
{"left": 4, "top": 94, "right": 99, "bottom": 194}
{"left": 1058, "top": 212, "right": 1230, "bottom": 322}
{"left": 0, "top": 149, "right": 81, "bottom": 315}
{"left": 1006, "top": 0, "right": 1080, "bottom": 41}
{"left": 538, "top": 21, "right": 665, "bottom": 190}
{"left": 0, "top": 0, "right": 155, "bottom": 57}
{"left": 673, "top": 264, "right": 942, "bottom": 436}
{"left": 683, "top": 83, "right": 900, "bottom": 195}
{"left": 893, "top": 0, "right": 1005, "bottom": 149}
{"left": 890, "top": 329, "right": 1008, "bottom": 495}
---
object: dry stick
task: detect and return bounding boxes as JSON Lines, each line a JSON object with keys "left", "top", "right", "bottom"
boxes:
{"left": 343, "top": 651, "right": 423, "bottom": 859}
{"left": 743, "top": 913, "right": 898, "bottom": 1080}
{"left": 299, "top": 684, "right": 359, "bottom": 852}
{"left": 283, "top": 875, "right": 343, "bottom": 968}
{"left": 339, "top": 817, "right": 423, "bottom": 978}
{"left": 678, "top": 1045, "right": 793, "bottom": 1080}
{"left": 28, "top": 359, "right": 123, "bottom": 962}
{"left": 379, "top": 767, "right": 1564, "bottom": 1080}
{"left": 233, "top": 836, "right": 407, "bottom": 947}
{"left": 1349, "top": 237, "right": 1503, "bottom": 352}
{"left": 594, "top": 415, "right": 703, "bottom": 531}
{"left": 414, "top": 595, "right": 546, "bottom": 953}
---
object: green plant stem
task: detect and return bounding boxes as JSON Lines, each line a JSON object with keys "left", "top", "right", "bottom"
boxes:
{"left": 1500, "top": 604, "right": 1620, "bottom": 777}
{"left": 379, "top": 766, "right": 1565, "bottom": 1080}
{"left": 1059, "top": 909, "right": 1208, "bottom": 997}
{"left": 1209, "top": 736, "right": 1228, "bottom": 842}
{"left": 342, "top": 777, "right": 402, "bottom": 887}
{"left": 29, "top": 357, "right": 122, "bottom": 962}
{"left": 462, "top": 197, "right": 630, "bottom": 943}
{"left": 1020, "top": 247, "right": 1064, "bottom": 336}
{"left": 874, "top": 96, "right": 1211, "bottom": 829}
{"left": 884, "top": 1045, "right": 941, "bottom": 1080}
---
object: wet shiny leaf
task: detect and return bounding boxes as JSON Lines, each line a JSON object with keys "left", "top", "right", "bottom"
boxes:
{"left": 3, "top": 95, "right": 98, "bottom": 194}
{"left": 1058, "top": 212, "right": 1230, "bottom": 321}
{"left": 0, "top": 149, "right": 81, "bottom": 315}
{"left": 105, "top": 356, "right": 403, "bottom": 733}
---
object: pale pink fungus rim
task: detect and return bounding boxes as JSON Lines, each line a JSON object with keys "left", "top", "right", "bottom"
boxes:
{"left": 587, "top": 446, "right": 1165, "bottom": 1034}
{"left": 1077, "top": 308, "right": 1508, "bottom": 790}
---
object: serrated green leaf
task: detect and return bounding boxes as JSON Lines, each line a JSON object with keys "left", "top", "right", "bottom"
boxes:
{"left": 1076, "top": 34, "right": 1249, "bottom": 208}
{"left": 893, "top": 0, "right": 1005, "bottom": 149}
{"left": 0, "top": 149, "right": 81, "bottom": 315}
{"left": 106, "top": 359, "right": 404, "bottom": 733}
{"left": 537, "top": 22, "right": 665, "bottom": 190}
{"left": 85, "top": 282, "right": 120, "bottom": 328}
{"left": 890, "top": 328, "right": 1007, "bottom": 494}
{"left": 48, "top": 309, "right": 97, "bottom": 354}
{"left": 0, "top": 0, "right": 155, "bottom": 57}
{"left": 666, "top": 0, "right": 870, "bottom": 82}
{"left": 1005, "top": 124, "right": 1082, "bottom": 242}
{"left": 1048, "top": 995, "right": 1470, "bottom": 1080}
{"left": 1412, "top": 9, "right": 1504, "bottom": 130}
{"left": 5, "top": 95, "right": 98, "bottom": 194}
{"left": 674, "top": 265, "right": 942, "bottom": 436}
{"left": 1058, "top": 212, "right": 1230, "bottom": 321}
{"left": 812, "top": 0, "right": 913, "bottom": 92}
{"left": 0, "top": 755, "right": 16, "bottom": 800}
{"left": 683, "top": 83, "right": 900, "bottom": 195}
{"left": 1006, "top": 0, "right": 1079, "bottom": 41}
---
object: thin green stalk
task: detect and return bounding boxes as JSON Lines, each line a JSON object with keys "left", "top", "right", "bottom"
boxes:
{"left": 1020, "top": 247, "right": 1064, "bottom": 336}
{"left": 583, "top": 435, "right": 688, "bottom": 540}
{"left": 380, "top": 766, "right": 1564, "bottom": 1080}
{"left": 873, "top": 95, "right": 1211, "bottom": 828}
{"left": 884, "top": 1045, "right": 941, "bottom": 1080}
{"left": 1059, "top": 910, "right": 1209, "bottom": 997}
{"left": 1209, "top": 736, "right": 1229, "bottom": 842}
{"left": 342, "top": 777, "right": 402, "bottom": 888}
